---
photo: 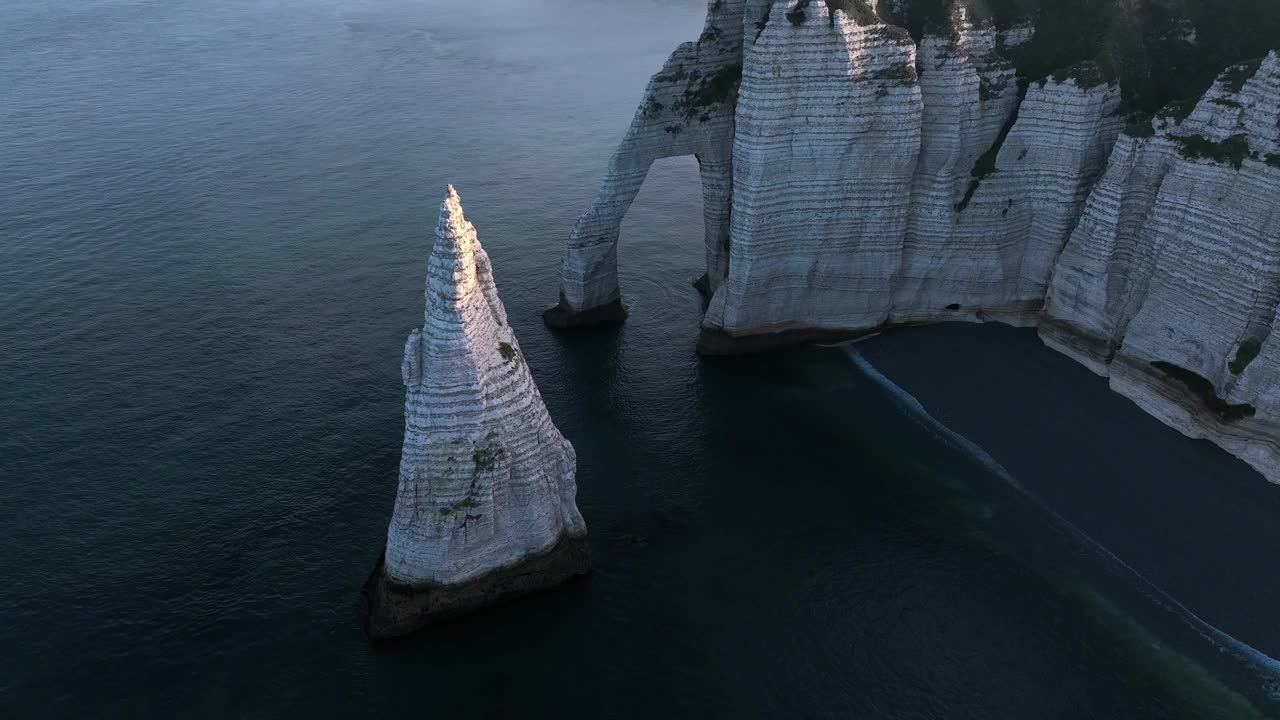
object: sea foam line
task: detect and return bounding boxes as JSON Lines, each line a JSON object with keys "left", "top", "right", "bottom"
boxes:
{"left": 842, "top": 346, "right": 1280, "bottom": 694}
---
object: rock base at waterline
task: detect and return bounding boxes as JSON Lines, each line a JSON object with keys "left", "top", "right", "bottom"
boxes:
{"left": 696, "top": 325, "right": 876, "bottom": 356}
{"left": 543, "top": 299, "right": 627, "bottom": 330}
{"left": 361, "top": 533, "right": 591, "bottom": 641}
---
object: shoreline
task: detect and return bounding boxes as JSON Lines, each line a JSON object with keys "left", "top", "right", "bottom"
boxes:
{"left": 856, "top": 323, "right": 1280, "bottom": 661}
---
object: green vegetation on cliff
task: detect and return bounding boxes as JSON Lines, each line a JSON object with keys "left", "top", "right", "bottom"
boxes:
{"left": 1151, "top": 361, "right": 1257, "bottom": 421}
{"left": 786, "top": 0, "right": 881, "bottom": 26}
{"left": 956, "top": 79, "right": 1030, "bottom": 212}
{"left": 1171, "top": 133, "right": 1252, "bottom": 169}
{"left": 882, "top": 0, "right": 1280, "bottom": 113}
{"left": 1229, "top": 340, "right": 1263, "bottom": 375}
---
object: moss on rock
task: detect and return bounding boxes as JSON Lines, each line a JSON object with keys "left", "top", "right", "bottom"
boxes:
{"left": 1171, "top": 133, "right": 1252, "bottom": 170}
{"left": 1151, "top": 361, "right": 1256, "bottom": 422}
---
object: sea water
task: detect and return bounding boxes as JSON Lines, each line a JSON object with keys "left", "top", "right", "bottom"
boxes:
{"left": 2, "top": 0, "right": 1277, "bottom": 716}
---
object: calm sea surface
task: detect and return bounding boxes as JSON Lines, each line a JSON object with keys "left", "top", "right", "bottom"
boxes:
{"left": 2, "top": 0, "right": 1278, "bottom": 716}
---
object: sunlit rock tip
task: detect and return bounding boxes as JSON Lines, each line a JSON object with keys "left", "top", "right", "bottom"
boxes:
{"left": 362, "top": 187, "right": 589, "bottom": 640}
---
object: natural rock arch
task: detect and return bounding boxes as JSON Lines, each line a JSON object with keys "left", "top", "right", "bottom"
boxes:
{"left": 544, "top": 0, "right": 750, "bottom": 328}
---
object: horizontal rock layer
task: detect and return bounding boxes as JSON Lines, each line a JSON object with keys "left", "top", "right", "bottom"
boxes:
{"left": 704, "top": 2, "right": 923, "bottom": 335}
{"left": 705, "top": 1, "right": 1125, "bottom": 338}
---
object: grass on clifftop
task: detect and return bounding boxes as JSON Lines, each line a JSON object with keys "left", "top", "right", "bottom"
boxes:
{"left": 1171, "top": 133, "right": 1253, "bottom": 169}
{"left": 773, "top": 0, "right": 1278, "bottom": 113}
{"left": 883, "top": 0, "right": 1280, "bottom": 114}
{"left": 1219, "top": 57, "right": 1264, "bottom": 92}
{"left": 786, "top": 0, "right": 881, "bottom": 26}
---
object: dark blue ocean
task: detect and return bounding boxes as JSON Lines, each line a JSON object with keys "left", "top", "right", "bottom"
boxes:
{"left": 2, "top": 0, "right": 1278, "bottom": 716}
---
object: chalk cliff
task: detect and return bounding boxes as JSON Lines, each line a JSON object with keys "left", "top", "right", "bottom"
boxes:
{"left": 364, "top": 187, "right": 588, "bottom": 639}
{"left": 550, "top": 0, "right": 1280, "bottom": 480}
{"left": 1044, "top": 53, "right": 1280, "bottom": 482}
{"left": 703, "top": 2, "right": 924, "bottom": 342}
{"left": 699, "top": 2, "right": 1126, "bottom": 348}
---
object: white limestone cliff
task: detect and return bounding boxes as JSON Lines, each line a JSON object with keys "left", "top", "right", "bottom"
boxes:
{"left": 890, "top": 69, "right": 1122, "bottom": 326}
{"left": 701, "top": 1, "right": 1121, "bottom": 345}
{"left": 703, "top": 1, "right": 923, "bottom": 338}
{"left": 1044, "top": 53, "right": 1280, "bottom": 482}
{"left": 364, "top": 187, "right": 588, "bottom": 638}
{"left": 892, "top": 11, "right": 1028, "bottom": 321}
{"left": 548, "top": 0, "right": 1280, "bottom": 481}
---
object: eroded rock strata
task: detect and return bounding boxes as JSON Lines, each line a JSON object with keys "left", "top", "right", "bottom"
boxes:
{"left": 551, "top": 0, "right": 1280, "bottom": 480}
{"left": 703, "top": 3, "right": 924, "bottom": 339}
{"left": 1044, "top": 53, "right": 1280, "bottom": 483}
{"left": 364, "top": 187, "right": 588, "bottom": 639}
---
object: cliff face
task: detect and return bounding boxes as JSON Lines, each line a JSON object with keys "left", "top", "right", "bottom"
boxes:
{"left": 1044, "top": 53, "right": 1280, "bottom": 481}
{"left": 701, "top": 0, "right": 1125, "bottom": 344}
{"left": 550, "top": 0, "right": 1280, "bottom": 481}
{"left": 704, "top": 3, "right": 923, "bottom": 336}
{"left": 892, "top": 15, "right": 1030, "bottom": 321}
{"left": 365, "top": 188, "right": 588, "bottom": 639}
{"left": 889, "top": 71, "right": 1122, "bottom": 325}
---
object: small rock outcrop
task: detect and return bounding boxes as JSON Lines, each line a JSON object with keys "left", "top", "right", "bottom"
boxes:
{"left": 363, "top": 187, "right": 589, "bottom": 640}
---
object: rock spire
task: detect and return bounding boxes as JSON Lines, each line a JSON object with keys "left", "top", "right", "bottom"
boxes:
{"left": 363, "top": 187, "right": 589, "bottom": 639}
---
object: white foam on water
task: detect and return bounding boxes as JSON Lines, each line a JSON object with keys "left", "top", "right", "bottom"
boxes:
{"left": 843, "top": 346, "right": 1280, "bottom": 696}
